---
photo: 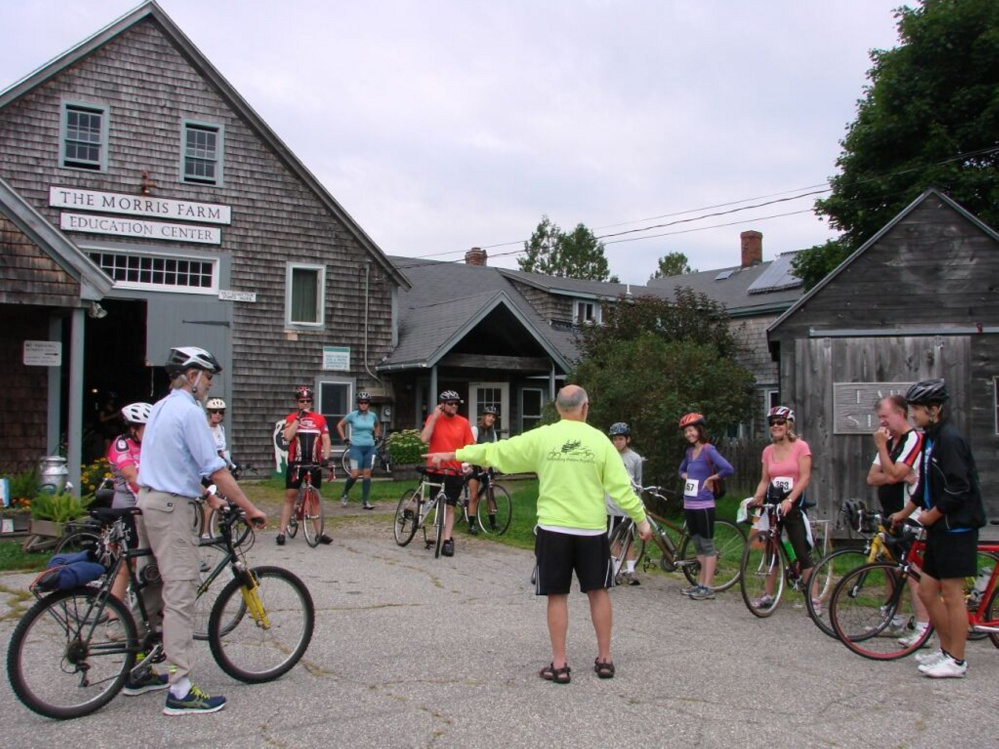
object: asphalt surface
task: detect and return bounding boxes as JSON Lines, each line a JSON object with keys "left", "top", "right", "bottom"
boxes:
{"left": 2, "top": 511, "right": 996, "bottom": 748}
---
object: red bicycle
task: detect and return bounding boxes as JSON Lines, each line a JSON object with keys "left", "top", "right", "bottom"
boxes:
{"left": 828, "top": 524, "right": 999, "bottom": 660}
{"left": 287, "top": 462, "right": 331, "bottom": 548}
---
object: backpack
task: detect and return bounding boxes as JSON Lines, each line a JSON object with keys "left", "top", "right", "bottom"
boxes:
{"left": 704, "top": 448, "right": 727, "bottom": 500}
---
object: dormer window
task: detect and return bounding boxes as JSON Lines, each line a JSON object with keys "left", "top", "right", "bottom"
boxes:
{"left": 574, "top": 300, "right": 601, "bottom": 325}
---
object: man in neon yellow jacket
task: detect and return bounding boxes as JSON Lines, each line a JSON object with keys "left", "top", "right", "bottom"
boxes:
{"left": 427, "top": 385, "right": 651, "bottom": 684}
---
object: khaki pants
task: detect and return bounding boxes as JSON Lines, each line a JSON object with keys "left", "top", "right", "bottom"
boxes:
{"left": 136, "top": 488, "right": 199, "bottom": 685}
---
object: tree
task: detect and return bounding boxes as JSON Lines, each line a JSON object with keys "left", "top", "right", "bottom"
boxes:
{"left": 793, "top": 0, "right": 999, "bottom": 290}
{"left": 569, "top": 291, "right": 755, "bottom": 486}
{"left": 649, "top": 251, "right": 693, "bottom": 280}
{"left": 519, "top": 215, "right": 611, "bottom": 281}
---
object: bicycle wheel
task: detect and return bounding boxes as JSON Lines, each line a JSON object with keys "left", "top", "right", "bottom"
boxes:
{"left": 966, "top": 551, "right": 999, "bottom": 641}
{"left": 301, "top": 487, "right": 325, "bottom": 548}
{"left": 340, "top": 449, "right": 353, "bottom": 477}
{"left": 676, "top": 519, "right": 747, "bottom": 592}
{"left": 208, "top": 566, "right": 315, "bottom": 683}
{"left": 287, "top": 491, "right": 302, "bottom": 538}
{"left": 740, "top": 532, "right": 785, "bottom": 617}
{"left": 207, "top": 508, "right": 253, "bottom": 548}
{"left": 985, "top": 583, "right": 999, "bottom": 649}
{"left": 394, "top": 488, "right": 421, "bottom": 546}
{"left": 829, "top": 561, "right": 932, "bottom": 660}
{"left": 54, "top": 530, "right": 103, "bottom": 556}
{"left": 7, "top": 588, "right": 136, "bottom": 720}
{"left": 477, "top": 483, "right": 512, "bottom": 535}
{"left": 609, "top": 520, "right": 644, "bottom": 582}
{"left": 806, "top": 547, "right": 869, "bottom": 638}
{"left": 433, "top": 495, "right": 446, "bottom": 558}
{"left": 194, "top": 542, "right": 233, "bottom": 641}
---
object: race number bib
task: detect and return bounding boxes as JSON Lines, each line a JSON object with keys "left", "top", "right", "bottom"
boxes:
{"left": 684, "top": 478, "right": 700, "bottom": 497}
{"left": 771, "top": 476, "right": 794, "bottom": 493}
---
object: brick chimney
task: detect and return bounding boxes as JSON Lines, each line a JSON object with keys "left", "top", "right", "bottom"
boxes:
{"left": 464, "top": 247, "right": 487, "bottom": 266}
{"left": 740, "top": 231, "right": 762, "bottom": 268}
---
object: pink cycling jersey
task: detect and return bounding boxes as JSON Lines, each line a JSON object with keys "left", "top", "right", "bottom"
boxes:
{"left": 107, "top": 434, "right": 141, "bottom": 495}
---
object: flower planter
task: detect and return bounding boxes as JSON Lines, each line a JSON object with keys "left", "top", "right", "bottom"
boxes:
{"left": 28, "top": 519, "right": 64, "bottom": 538}
{"left": 1, "top": 511, "right": 31, "bottom": 535}
{"left": 391, "top": 464, "right": 423, "bottom": 482}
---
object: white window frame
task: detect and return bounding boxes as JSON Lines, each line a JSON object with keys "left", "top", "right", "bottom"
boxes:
{"left": 60, "top": 100, "right": 108, "bottom": 172}
{"left": 994, "top": 377, "right": 998, "bottom": 435}
{"left": 285, "top": 263, "right": 326, "bottom": 328}
{"left": 469, "top": 382, "right": 508, "bottom": 435}
{"left": 520, "top": 387, "right": 545, "bottom": 433}
{"left": 85, "top": 246, "right": 219, "bottom": 294}
{"left": 319, "top": 379, "right": 352, "bottom": 450}
{"left": 573, "top": 299, "right": 601, "bottom": 326}
{"left": 180, "top": 119, "right": 224, "bottom": 186}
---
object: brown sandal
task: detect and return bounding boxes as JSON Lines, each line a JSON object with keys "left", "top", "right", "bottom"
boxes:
{"left": 539, "top": 662, "right": 571, "bottom": 684}
{"left": 594, "top": 659, "right": 615, "bottom": 679}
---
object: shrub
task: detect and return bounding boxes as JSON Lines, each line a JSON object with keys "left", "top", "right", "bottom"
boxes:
{"left": 386, "top": 429, "right": 426, "bottom": 465}
{"left": 30, "top": 492, "right": 87, "bottom": 523}
{"left": 80, "top": 458, "right": 113, "bottom": 500}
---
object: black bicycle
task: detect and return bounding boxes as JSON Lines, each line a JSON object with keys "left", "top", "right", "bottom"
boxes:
{"left": 7, "top": 498, "right": 314, "bottom": 720}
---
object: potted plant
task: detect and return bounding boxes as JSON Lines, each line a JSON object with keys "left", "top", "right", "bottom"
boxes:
{"left": 29, "top": 491, "right": 87, "bottom": 538}
{"left": 1, "top": 469, "right": 39, "bottom": 535}
{"left": 386, "top": 429, "right": 427, "bottom": 481}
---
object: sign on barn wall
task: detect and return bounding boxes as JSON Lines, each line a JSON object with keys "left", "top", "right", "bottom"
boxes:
{"left": 833, "top": 382, "right": 914, "bottom": 434}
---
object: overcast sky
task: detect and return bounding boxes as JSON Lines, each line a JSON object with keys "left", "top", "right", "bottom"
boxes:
{"left": 0, "top": 1, "right": 907, "bottom": 284}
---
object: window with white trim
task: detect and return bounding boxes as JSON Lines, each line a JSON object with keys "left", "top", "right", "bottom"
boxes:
{"left": 994, "top": 377, "right": 998, "bottom": 435}
{"left": 61, "top": 101, "right": 108, "bottom": 171}
{"left": 88, "top": 250, "right": 218, "bottom": 293}
{"left": 573, "top": 299, "right": 601, "bottom": 325}
{"left": 182, "top": 121, "right": 223, "bottom": 185}
{"left": 521, "top": 388, "right": 544, "bottom": 432}
{"left": 320, "top": 380, "right": 351, "bottom": 447}
{"left": 286, "top": 263, "right": 325, "bottom": 327}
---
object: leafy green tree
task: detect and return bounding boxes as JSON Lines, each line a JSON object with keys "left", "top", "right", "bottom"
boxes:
{"left": 519, "top": 215, "right": 611, "bottom": 281}
{"left": 649, "top": 251, "right": 693, "bottom": 280}
{"left": 793, "top": 0, "right": 999, "bottom": 290}
{"left": 570, "top": 291, "right": 754, "bottom": 486}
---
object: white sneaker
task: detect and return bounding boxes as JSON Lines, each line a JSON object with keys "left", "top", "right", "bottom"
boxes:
{"left": 340, "top": 496, "right": 348, "bottom": 507}
{"left": 915, "top": 649, "right": 945, "bottom": 666}
{"left": 898, "top": 626, "right": 930, "bottom": 648}
{"left": 752, "top": 594, "right": 775, "bottom": 609}
{"left": 920, "top": 655, "right": 967, "bottom": 678}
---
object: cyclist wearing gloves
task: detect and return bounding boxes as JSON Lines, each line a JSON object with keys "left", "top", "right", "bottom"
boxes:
{"left": 677, "top": 412, "right": 733, "bottom": 600}
{"left": 279, "top": 386, "right": 332, "bottom": 546}
{"left": 891, "top": 379, "right": 986, "bottom": 679}
{"left": 336, "top": 391, "right": 381, "bottom": 510}
{"left": 420, "top": 390, "right": 474, "bottom": 557}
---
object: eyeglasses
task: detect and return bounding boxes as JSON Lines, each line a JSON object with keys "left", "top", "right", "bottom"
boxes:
{"left": 297, "top": 399, "right": 313, "bottom": 404}
{"left": 769, "top": 419, "right": 787, "bottom": 426}
{"left": 443, "top": 401, "right": 459, "bottom": 406}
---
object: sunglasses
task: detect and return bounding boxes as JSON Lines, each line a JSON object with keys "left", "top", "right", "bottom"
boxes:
{"left": 298, "top": 399, "right": 313, "bottom": 404}
{"left": 443, "top": 401, "right": 459, "bottom": 406}
{"left": 207, "top": 409, "right": 224, "bottom": 414}
{"left": 769, "top": 419, "right": 788, "bottom": 426}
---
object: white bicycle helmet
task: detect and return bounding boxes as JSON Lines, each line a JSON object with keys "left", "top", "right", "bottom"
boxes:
{"left": 164, "top": 346, "right": 222, "bottom": 378}
{"left": 206, "top": 398, "right": 227, "bottom": 411}
{"left": 121, "top": 402, "right": 152, "bottom": 425}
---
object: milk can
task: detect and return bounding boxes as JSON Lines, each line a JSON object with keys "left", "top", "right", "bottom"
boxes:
{"left": 38, "top": 455, "right": 70, "bottom": 494}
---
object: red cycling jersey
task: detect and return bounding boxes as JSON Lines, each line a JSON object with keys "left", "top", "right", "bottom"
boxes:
{"left": 284, "top": 411, "right": 329, "bottom": 464}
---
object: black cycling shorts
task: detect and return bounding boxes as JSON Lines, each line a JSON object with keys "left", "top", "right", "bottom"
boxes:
{"left": 534, "top": 527, "right": 613, "bottom": 595}
{"left": 922, "top": 528, "right": 978, "bottom": 580}
{"left": 285, "top": 465, "right": 322, "bottom": 491}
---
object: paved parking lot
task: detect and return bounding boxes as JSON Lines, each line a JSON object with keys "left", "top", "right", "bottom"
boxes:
{"left": 1, "top": 517, "right": 995, "bottom": 748}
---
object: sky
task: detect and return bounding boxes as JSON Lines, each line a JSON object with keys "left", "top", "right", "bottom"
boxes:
{"left": 0, "top": 0, "right": 907, "bottom": 284}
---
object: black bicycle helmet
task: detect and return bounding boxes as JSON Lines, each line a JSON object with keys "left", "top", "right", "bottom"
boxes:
{"left": 905, "top": 379, "right": 949, "bottom": 406}
{"left": 439, "top": 390, "right": 462, "bottom": 403}
{"left": 608, "top": 422, "right": 630, "bottom": 437}
{"left": 164, "top": 346, "right": 222, "bottom": 378}
{"left": 356, "top": 391, "right": 371, "bottom": 402}
{"left": 482, "top": 405, "right": 498, "bottom": 415}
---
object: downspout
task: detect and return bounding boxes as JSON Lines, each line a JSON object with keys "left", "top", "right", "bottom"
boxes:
{"left": 363, "top": 261, "right": 382, "bottom": 387}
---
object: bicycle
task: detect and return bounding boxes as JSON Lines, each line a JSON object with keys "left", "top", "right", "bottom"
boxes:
{"left": 6, "top": 497, "right": 315, "bottom": 720}
{"left": 457, "top": 468, "right": 512, "bottom": 536}
{"left": 828, "top": 525, "right": 999, "bottom": 660}
{"left": 804, "top": 500, "right": 900, "bottom": 638}
{"left": 285, "top": 462, "right": 328, "bottom": 548}
{"left": 340, "top": 436, "right": 392, "bottom": 476}
{"left": 739, "top": 499, "right": 831, "bottom": 618}
{"left": 610, "top": 486, "right": 747, "bottom": 591}
{"left": 392, "top": 466, "right": 460, "bottom": 558}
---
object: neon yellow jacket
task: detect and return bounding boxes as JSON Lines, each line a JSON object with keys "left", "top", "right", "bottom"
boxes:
{"left": 456, "top": 419, "right": 646, "bottom": 531}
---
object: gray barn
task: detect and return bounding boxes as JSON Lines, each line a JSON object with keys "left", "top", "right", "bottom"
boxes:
{"left": 768, "top": 189, "right": 999, "bottom": 523}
